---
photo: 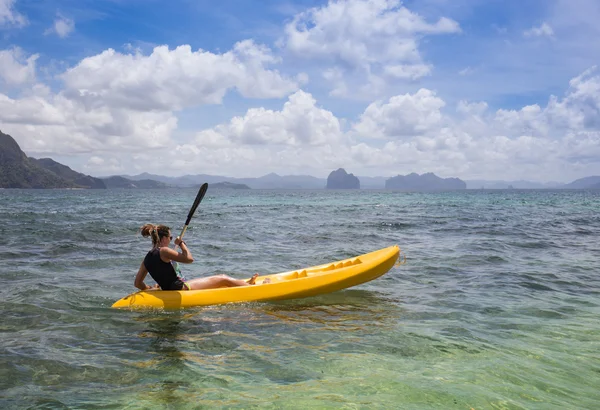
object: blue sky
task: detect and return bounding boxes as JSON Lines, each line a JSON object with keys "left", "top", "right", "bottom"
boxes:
{"left": 1, "top": 0, "right": 599, "bottom": 181}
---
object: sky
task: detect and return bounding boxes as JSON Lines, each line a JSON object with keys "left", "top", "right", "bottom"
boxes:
{"left": 0, "top": 0, "right": 599, "bottom": 182}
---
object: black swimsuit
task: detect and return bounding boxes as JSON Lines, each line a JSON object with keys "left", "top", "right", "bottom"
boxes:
{"left": 143, "top": 248, "right": 186, "bottom": 290}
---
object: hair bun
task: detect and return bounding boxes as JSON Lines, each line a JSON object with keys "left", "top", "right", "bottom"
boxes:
{"left": 140, "top": 223, "right": 158, "bottom": 238}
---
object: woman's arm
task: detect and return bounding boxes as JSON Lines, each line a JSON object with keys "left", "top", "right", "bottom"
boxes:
{"left": 134, "top": 261, "right": 158, "bottom": 290}
{"left": 161, "top": 239, "right": 194, "bottom": 264}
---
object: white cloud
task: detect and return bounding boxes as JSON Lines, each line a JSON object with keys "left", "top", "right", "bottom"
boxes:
{"left": 322, "top": 67, "right": 348, "bottom": 97}
{"left": 384, "top": 64, "right": 432, "bottom": 80}
{"left": 115, "top": 90, "right": 350, "bottom": 177}
{"left": 0, "top": 40, "right": 300, "bottom": 159}
{"left": 0, "top": 88, "right": 178, "bottom": 154}
{"left": 0, "top": 48, "right": 38, "bottom": 86}
{"left": 566, "top": 65, "right": 600, "bottom": 124}
{"left": 45, "top": 14, "right": 75, "bottom": 38}
{"left": 490, "top": 66, "right": 600, "bottom": 137}
{"left": 282, "top": 0, "right": 460, "bottom": 95}
{"left": 0, "top": 0, "right": 27, "bottom": 27}
{"left": 0, "top": 38, "right": 292, "bottom": 165}
{"left": 0, "top": 47, "right": 178, "bottom": 155}
{"left": 61, "top": 41, "right": 299, "bottom": 112}
{"left": 524, "top": 22, "right": 554, "bottom": 38}
{"left": 2, "top": 36, "right": 600, "bottom": 182}
{"left": 84, "top": 156, "right": 122, "bottom": 174}
{"left": 457, "top": 100, "right": 488, "bottom": 116}
{"left": 194, "top": 90, "right": 343, "bottom": 146}
{"left": 87, "top": 156, "right": 104, "bottom": 166}
{"left": 343, "top": 66, "right": 600, "bottom": 180}
{"left": 284, "top": 0, "right": 460, "bottom": 65}
{"left": 353, "top": 88, "right": 446, "bottom": 138}
{"left": 562, "top": 131, "right": 600, "bottom": 165}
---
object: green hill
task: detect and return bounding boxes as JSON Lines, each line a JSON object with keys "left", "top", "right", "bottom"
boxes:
{"left": 0, "top": 130, "right": 172, "bottom": 189}
{"left": 562, "top": 176, "right": 600, "bottom": 189}
{"left": 0, "top": 131, "right": 79, "bottom": 188}
{"left": 29, "top": 158, "right": 106, "bottom": 189}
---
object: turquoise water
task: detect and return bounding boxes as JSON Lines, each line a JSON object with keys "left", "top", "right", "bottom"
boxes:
{"left": 1, "top": 188, "right": 599, "bottom": 409}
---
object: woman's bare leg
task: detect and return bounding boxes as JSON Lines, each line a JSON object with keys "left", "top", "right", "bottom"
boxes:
{"left": 185, "top": 274, "right": 258, "bottom": 290}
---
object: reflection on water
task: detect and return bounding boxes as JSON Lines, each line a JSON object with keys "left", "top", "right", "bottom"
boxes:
{"left": 260, "top": 289, "right": 402, "bottom": 327}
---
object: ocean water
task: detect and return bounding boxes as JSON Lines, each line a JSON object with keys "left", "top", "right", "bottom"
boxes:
{"left": 1, "top": 188, "right": 599, "bottom": 409}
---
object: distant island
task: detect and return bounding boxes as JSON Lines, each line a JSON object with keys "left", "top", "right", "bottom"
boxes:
{"left": 326, "top": 168, "right": 360, "bottom": 189}
{"left": 2, "top": 130, "right": 599, "bottom": 190}
{"left": 386, "top": 172, "right": 466, "bottom": 191}
{"left": 209, "top": 181, "right": 250, "bottom": 189}
{"left": 120, "top": 169, "right": 600, "bottom": 191}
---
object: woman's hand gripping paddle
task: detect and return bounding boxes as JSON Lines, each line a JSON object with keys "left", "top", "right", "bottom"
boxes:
{"left": 172, "top": 183, "right": 208, "bottom": 280}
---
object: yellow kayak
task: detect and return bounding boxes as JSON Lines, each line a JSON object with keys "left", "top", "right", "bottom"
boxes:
{"left": 112, "top": 245, "right": 400, "bottom": 309}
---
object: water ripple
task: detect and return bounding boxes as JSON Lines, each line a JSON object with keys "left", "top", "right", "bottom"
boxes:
{"left": 1, "top": 189, "right": 599, "bottom": 408}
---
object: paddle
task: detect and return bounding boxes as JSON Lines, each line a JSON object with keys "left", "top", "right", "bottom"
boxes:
{"left": 172, "top": 183, "right": 208, "bottom": 279}
{"left": 179, "top": 182, "right": 209, "bottom": 240}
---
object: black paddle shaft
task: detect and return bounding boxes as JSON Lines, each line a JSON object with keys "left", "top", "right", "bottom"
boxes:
{"left": 181, "top": 183, "right": 208, "bottom": 238}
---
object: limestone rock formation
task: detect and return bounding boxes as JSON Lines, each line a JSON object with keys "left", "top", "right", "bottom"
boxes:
{"left": 326, "top": 168, "right": 360, "bottom": 189}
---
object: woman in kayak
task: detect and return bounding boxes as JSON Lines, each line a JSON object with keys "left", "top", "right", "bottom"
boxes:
{"left": 134, "top": 224, "right": 259, "bottom": 291}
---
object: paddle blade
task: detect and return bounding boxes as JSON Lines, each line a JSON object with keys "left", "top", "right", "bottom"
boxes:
{"left": 185, "top": 183, "right": 208, "bottom": 226}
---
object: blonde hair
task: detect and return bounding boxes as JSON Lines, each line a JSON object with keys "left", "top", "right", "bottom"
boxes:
{"left": 140, "top": 224, "right": 170, "bottom": 248}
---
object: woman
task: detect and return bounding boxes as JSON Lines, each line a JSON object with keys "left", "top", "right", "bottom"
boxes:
{"left": 134, "top": 224, "right": 258, "bottom": 291}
